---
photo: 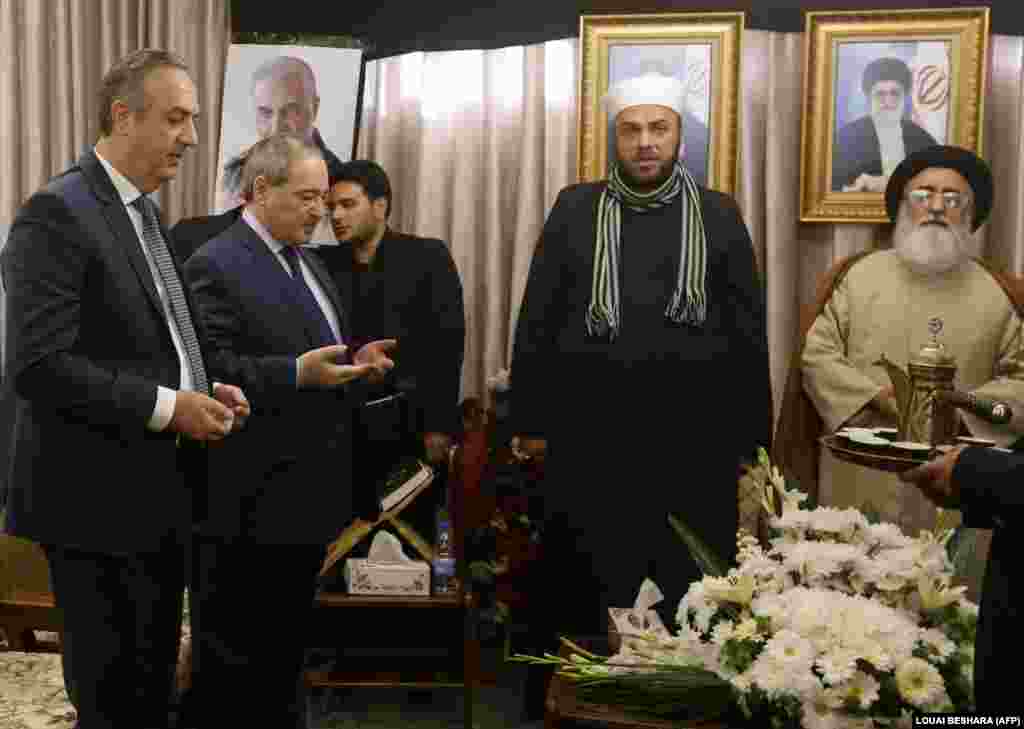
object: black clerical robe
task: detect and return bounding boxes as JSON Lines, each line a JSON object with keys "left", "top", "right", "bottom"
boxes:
{"left": 512, "top": 181, "right": 772, "bottom": 634}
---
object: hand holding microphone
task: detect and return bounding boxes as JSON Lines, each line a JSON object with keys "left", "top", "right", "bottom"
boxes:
{"left": 936, "top": 390, "right": 1013, "bottom": 425}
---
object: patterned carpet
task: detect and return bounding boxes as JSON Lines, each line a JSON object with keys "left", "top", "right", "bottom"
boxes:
{"left": 0, "top": 647, "right": 76, "bottom": 729}
{"left": 0, "top": 633, "right": 544, "bottom": 729}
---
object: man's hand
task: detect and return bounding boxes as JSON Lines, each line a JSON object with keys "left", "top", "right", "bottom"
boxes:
{"left": 843, "top": 173, "right": 889, "bottom": 193}
{"left": 898, "top": 444, "right": 967, "bottom": 509}
{"left": 872, "top": 384, "right": 897, "bottom": 411}
{"left": 297, "top": 344, "right": 376, "bottom": 388}
{"left": 424, "top": 432, "right": 452, "bottom": 464}
{"left": 512, "top": 436, "right": 547, "bottom": 462}
{"left": 212, "top": 383, "right": 250, "bottom": 432}
{"left": 353, "top": 339, "right": 398, "bottom": 379}
{"left": 169, "top": 390, "right": 235, "bottom": 441}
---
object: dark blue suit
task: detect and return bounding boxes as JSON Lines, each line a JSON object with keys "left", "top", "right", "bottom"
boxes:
{"left": 183, "top": 216, "right": 355, "bottom": 729}
{"left": 2, "top": 147, "right": 208, "bottom": 728}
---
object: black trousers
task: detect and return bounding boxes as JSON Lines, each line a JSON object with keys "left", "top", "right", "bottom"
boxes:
{"left": 188, "top": 538, "right": 325, "bottom": 729}
{"left": 44, "top": 535, "right": 187, "bottom": 729}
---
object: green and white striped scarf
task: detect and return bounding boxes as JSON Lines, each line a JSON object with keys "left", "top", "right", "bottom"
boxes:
{"left": 586, "top": 161, "right": 708, "bottom": 339}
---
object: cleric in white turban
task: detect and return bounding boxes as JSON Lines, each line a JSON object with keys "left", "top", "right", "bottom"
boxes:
{"left": 603, "top": 71, "right": 710, "bottom": 187}
{"left": 513, "top": 69, "right": 772, "bottom": 716}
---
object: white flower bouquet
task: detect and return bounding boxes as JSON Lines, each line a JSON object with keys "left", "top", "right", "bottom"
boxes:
{"left": 512, "top": 448, "right": 977, "bottom": 727}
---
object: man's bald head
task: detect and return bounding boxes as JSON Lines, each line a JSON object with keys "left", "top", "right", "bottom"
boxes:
{"left": 250, "top": 56, "right": 319, "bottom": 142}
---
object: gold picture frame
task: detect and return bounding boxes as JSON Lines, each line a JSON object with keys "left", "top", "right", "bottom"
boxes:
{"left": 800, "top": 7, "right": 989, "bottom": 223}
{"left": 578, "top": 12, "right": 744, "bottom": 195}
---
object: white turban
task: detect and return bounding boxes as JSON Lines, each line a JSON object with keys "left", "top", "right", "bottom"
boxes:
{"left": 602, "top": 72, "right": 687, "bottom": 120}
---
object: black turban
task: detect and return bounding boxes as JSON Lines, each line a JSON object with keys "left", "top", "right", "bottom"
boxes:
{"left": 862, "top": 57, "right": 913, "bottom": 97}
{"left": 884, "top": 145, "right": 993, "bottom": 232}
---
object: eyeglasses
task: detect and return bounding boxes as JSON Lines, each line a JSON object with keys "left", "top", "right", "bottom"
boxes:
{"left": 906, "top": 188, "right": 970, "bottom": 211}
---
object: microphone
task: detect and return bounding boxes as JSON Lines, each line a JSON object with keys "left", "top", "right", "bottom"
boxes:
{"left": 937, "top": 390, "right": 1013, "bottom": 425}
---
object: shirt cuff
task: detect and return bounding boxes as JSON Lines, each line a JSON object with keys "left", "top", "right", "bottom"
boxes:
{"left": 295, "top": 358, "right": 302, "bottom": 388}
{"left": 148, "top": 386, "right": 177, "bottom": 431}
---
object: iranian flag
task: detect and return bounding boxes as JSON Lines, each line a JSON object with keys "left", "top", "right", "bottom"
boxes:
{"left": 908, "top": 41, "right": 951, "bottom": 144}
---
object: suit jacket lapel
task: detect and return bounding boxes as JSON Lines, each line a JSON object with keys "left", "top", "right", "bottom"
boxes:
{"left": 236, "top": 222, "right": 323, "bottom": 350}
{"left": 78, "top": 150, "right": 166, "bottom": 323}
{"left": 301, "top": 247, "right": 349, "bottom": 344}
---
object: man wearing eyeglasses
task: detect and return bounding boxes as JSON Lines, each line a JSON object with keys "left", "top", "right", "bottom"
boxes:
{"left": 776, "top": 146, "right": 1024, "bottom": 597}
{"left": 832, "top": 57, "right": 939, "bottom": 193}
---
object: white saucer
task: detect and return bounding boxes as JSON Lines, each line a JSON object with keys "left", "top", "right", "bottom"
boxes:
{"left": 890, "top": 441, "right": 931, "bottom": 452}
{"left": 847, "top": 431, "right": 890, "bottom": 447}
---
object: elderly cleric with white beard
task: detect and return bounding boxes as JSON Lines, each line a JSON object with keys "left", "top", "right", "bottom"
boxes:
{"left": 782, "top": 146, "right": 1024, "bottom": 558}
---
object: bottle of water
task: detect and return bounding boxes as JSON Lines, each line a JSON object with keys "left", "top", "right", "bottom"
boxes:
{"left": 432, "top": 500, "right": 456, "bottom": 595}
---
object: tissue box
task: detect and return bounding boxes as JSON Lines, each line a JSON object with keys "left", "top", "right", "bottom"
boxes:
{"left": 607, "top": 607, "right": 669, "bottom": 653}
{"left": 344, "top": 558, "right": 430, "bottom": 596}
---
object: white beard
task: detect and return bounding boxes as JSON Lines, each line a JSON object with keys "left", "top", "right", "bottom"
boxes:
{"left": 871, "top": 107, "right": 903, "bottom": 130}
{"left": 893, "top": 206, "right": 972, "bottom": 276}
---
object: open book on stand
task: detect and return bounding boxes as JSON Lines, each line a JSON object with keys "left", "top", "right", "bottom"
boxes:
{"left": 378, "top": 458, "right": 434, "bottom": 513}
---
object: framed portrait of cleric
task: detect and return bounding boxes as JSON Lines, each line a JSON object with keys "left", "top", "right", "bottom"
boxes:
{"left": 214, "top": 44, "right": 363, "bottom": 236}
{"left": 800, "top": 7, "right": 989, "bottom": 223}
{"left": 578, "top": 12, "right": 744, "bottom": 196}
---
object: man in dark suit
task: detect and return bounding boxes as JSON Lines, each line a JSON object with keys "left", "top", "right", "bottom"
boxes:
{"left": 832, "top": 56, "right": 939, "bottom": 192}
{"left": 900, "top": 445, "right": 1021, "bottom": 713}
{"left": 183, "top": 133, "right": 395, "bottom": 729}
{"left": 315, "top": 160, "right": 465, "bottom": 510}
{"left": 1, "top": 49, "right": 250, "bottom": 729}
{"left": 169, "top": 205, "right": 243, "bottom": 263}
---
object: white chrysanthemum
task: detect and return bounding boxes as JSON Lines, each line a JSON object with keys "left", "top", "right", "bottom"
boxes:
{"left": 864, "top": 522, "right": 914, "bottom": 549}
{"left": 771, "top": 509, "right": 813, "bottom": 534}
{"left": 703, "top": 572, "right": 756, "bottom": 606}
{"left": 804, "top": 506, "right": 869, "bottom": 539}
{"left": 751, "top": 588, "right": 919, "bottom": 671}
{"left": 912, "top": 531, "right": 955, "bottom": 575}
{"left": 895, "top": 657, "right": 946, "bottom": 708}
{"left": 762, "top": 629, "right": 815, "bottom": 669}
{"left": 677, "top": 582, "right": 717, "bottom": 634}
{"left": 801, "top": 684, "right": 843, "bottom": 729}
{"left": 919, "top": 628, "right": 956, "bottom": 662}
{"left": 734, "top": 618, "right": 763, "bottom": 642}
{"left": 777, "top": 542, "right": 864, "bottom": 580}
{"left": 730, "top": 670, "right": 753, "bottom": 692}
{"left": 833, "top": 717, "right": 875, "bottom": 729}
{"left": 918, "top": 574, "right": 967, "bottom": 611}
{"left": 838, "top": 671, "right": 880, "bottom": 709}
{"left": 815, "top": 649, "right": 859, "bottom": 686}
{"left": 748, "top": 654, "right": 820, "bottom": 699}
{"left": 711, "top": 620, "right": 735, "bottom": 647}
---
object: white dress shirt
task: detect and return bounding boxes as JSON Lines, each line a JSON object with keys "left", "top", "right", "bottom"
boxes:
{"left": 241, "top": 208, "right": 343, "bottom": 385}
{"left": 95, "top": 149, "right": 190, "bottom": 432}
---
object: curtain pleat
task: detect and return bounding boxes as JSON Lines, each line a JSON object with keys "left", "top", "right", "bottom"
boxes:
{"left": 4, "top": 15, "right": 1024, "bottom": 426}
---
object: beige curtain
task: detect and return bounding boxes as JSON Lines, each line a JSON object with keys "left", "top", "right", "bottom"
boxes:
{"left": 359, "top": 32, "right": 1024, "bottom": 421}
{"left": 0, "top": 0, "right": 230, "bottom": 232}
{"left": 357, "top": 40, "right": 578, "bottom": 402}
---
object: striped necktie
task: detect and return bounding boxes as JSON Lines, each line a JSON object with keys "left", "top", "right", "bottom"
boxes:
{"left": 132, "top": 195, "right": 210, "bottom": 395}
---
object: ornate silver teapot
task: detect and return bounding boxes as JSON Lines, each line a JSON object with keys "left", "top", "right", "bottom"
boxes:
{"left": 875, "top": 317, "right": 959, "bottom": 445}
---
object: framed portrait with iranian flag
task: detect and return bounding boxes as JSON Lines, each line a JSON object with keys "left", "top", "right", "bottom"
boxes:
{"left": 799, "top": 7, "right": 989, "bottom": 223}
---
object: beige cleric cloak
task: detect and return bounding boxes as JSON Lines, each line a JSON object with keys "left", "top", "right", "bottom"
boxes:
{"left": 773, "top": 250, "right": 1024, "bottom": 505}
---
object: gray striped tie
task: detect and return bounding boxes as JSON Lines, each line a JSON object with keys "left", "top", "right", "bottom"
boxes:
{"left": 132, "top": 196, "right": 210, "bottom": 395}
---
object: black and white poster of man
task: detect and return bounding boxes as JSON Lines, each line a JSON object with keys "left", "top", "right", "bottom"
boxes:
{"left": 214, "top": 44, "right": 363, "bottom": 240}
